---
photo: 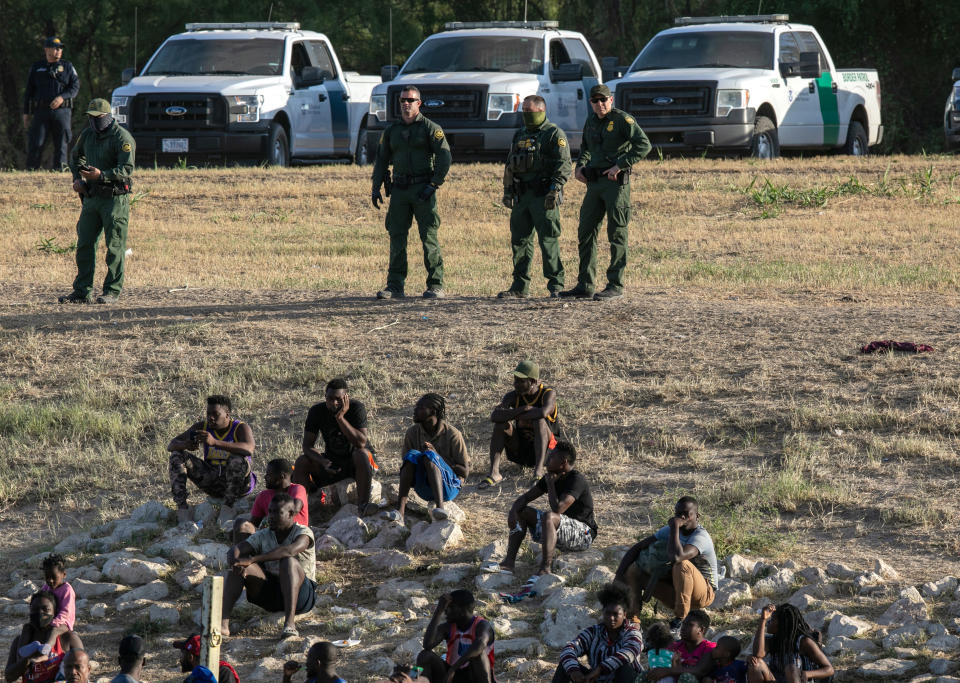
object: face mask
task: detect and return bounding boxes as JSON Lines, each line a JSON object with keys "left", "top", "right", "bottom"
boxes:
{"left": 522, "top": 111, "right": 546, "bottom": 129}
{"left": 89, "top": 114, "right": 113, "bottom": 132}
{"left": 30, "top": 611, "right": 53, "bottom": 630}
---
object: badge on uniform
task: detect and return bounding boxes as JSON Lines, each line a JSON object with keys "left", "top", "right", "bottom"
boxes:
{"left": 122, "top": 143, "right": 132, "bottom": 152}
{"left": 606, "top": 121, "right": 614, "bottom": 132}
{"left": 434, "top": 129, "right": 444, "bottom": 140}
{"left": 625, "top": 117, "right": 635, "bottom": 125}
{"left": 558, "top": 138, "right": 567, "bottom": 147}
{"left": 57, "top": 65, "right": 64, "bottom": 73}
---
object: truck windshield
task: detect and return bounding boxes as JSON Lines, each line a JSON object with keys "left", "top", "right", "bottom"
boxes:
{"left": 144, "top": 38, "right": 285, "bottom": 76}
{"left": 629, "top": 31, "right": 774, "bottom": 71}
{"left": 402, "top": 36, "right": 544, "bottom": 75}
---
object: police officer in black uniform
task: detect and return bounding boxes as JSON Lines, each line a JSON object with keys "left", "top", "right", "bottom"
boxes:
{"left": 23, "top": 36, "right": 80, "bottom": 170}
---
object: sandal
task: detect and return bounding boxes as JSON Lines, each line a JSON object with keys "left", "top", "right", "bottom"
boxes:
{"left": 477, "top": 475, "right": 502, "bottom": 490}
{"left": 481, "top": 562, "right": 513, "bottom": 574}
{"left": 280, "top": 627, "right": 299, "bottom": 640}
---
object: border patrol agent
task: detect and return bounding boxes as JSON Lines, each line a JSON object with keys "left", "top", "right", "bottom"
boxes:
{"left": 498, "top": 95, "right": 571, "bottom": 299}
{"left": 60, "top": 98, "right": 136, "bottom": 304}
{"left": 371, "top": 85, "right": 452, "bottom": 299}
{"left": 23, "top": 36, "right": 79, "bottom": 170}
{"left": 560, "top": 84, "right": 651, "bottom": 300}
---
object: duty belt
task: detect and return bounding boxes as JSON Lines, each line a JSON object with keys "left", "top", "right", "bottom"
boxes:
{"left": 582, "top": 166, "right": 631, "bottom": 185}
{"left": 31, "top": 98, "right": 73, "bottom": 111}
{"left": 392, "top": 174, "right": 431, "bottom": 188}
{"left": 516, "top": 178, "right": 552, "bottom": 196}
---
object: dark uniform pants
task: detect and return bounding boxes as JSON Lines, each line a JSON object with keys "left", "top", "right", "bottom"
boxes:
{"left": 385, "top": 184, "right": 443, "bottom": 291}
{"left": 72, "top": 194, "right": 129, "bottom": 298}
{"left": 509, "top": 190, "right": 564, "bottom": 293}
{"left": 26, "top": 108, "right": 72, "bottom": 170}
{"left": 169, "top": 451, "right": 252, "bottom": 507}
{"left": 576, "top": 177, "right": 630, "bottom": 292}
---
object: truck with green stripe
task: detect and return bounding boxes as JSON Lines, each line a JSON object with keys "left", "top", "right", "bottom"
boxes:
{"left": 605, "top": 14, "right": 882, "bottom": 158}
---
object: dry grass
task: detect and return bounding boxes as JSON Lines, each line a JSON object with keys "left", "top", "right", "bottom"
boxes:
{"left": 1, "top": 156, "right": 959, "bottom": 681}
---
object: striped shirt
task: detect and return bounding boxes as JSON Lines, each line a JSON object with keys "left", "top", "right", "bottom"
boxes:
{"left": 559, "top": 623, "right": 645, "bottom": 680}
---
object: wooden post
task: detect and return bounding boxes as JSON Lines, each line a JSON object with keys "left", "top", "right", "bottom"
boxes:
{"left": 201, "top": 575, "right": 224, "bottom": 682}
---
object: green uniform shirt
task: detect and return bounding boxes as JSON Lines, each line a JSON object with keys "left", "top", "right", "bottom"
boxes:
{"left": 507, "top": 118, "right": 571, "bottom": 188}
{"left": 69, "top": 121, "right": 135, "bottom": 188}
{"left": 371, "top": 113, "right": 451, "bottom": 190}
{"left": 577, "top": 107, "right": 651, "bottom": 170}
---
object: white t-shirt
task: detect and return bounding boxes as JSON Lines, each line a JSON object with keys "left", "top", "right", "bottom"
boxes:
{"left": 246, "top": 524, "right": 316, "bottom": 582}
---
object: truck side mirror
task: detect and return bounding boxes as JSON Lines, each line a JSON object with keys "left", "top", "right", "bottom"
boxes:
{"left": 952, "top": 67, "right": 960, "bottom": 81}
{"left": 601, "top": 56, "right": 623, "bottom": 82}
{"left": 300, "top": 66, "right": 327, "bottom": 86}
{"left": 798, "top": 51, "right": 821, "bottom": 79}
{"left": 550, "top": 62, "right": 583, "bottom": 83}
{"left": 121, "top": 67, "right": 135, "bottom": 85}
{"left": 779, "top": 62, "right": 799, "bottom": 78}
{"left": 381, "top": 65, "right": 399, "bottom": 82}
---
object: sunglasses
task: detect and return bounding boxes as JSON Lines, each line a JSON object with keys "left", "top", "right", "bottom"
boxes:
{"left": 399, "top": 97, "right": 420, "bottom": 103}
{"left": 590, "top": 97, "right": 609, "bottom": 104}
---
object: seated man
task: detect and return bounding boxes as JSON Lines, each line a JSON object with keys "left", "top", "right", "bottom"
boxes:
{"left": 494, "top": 441, "right": 597, "bottom": 576}
{"left": 234, "top": 458, "right": 309, "bottom": 543}
{"left": 294, "top": 378, "right": 379, "bottom": 517}
{"left": 168, "top": 395, "right": 256, "bottom": 525}
{"left": 282, "top": 641, "right": 346, "bottom": 683}
{"left": 110, "top": 635, "right": 146, "bottom": 683}
{"left": 62, "top": 649, "right": 91, "bottom": 683}
{"left": 5, "top": 591, "right": 84, "bottom": 683}
{"left": 173, "top": 635, "right": 239, "bottom": 683}
{"left": 418, "top": 590, "right": 495, "bottom": 683}
{"left": 220, "top": 493, "right": 317, "bottom": 640}
{"left": 481, "top": 360, "right": 558, "bottom": 488}
{"left": 386, "top": 393, "right": 469, "bottom": 523}
{"left": 615, "top": 496, "right": 717, "bottom": 630}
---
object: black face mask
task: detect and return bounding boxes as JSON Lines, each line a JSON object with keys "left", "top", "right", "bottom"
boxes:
{"left": 30, "top": 612, "right": 54, "bottom": 630}
{"left": 89, "top": 114, "right": 113, "bottom": 133}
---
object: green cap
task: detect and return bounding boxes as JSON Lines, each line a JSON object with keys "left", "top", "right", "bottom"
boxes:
{"left": 589, "top": 84, "right": 612, "bottom": 99}
{"left": 85, "top": 98, "right": 111, "bottom": 116}
{"left": 512, "top": 360, "right": 539, "bottom": 380}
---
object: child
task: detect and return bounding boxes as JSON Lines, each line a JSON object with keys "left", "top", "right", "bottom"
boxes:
{"left": 283, "top": 642, "right": 346, "bottom": 683}
{"left": 706, "top": 636, "right": 747, "bottom": 683}
{"left": 41, "top": 554, "right": 76, "bottom": 652}
{"left": 645, "top": 621, "right": 676, "bottom": 682}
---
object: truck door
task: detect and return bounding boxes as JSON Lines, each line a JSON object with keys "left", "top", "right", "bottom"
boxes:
{"left": 561, "top": 37, "right": 599, "bottom": 150}
{"left": 289, "top": 41, "right": 322, "bottom": 153}
{"left": 547, "top": 39, "right": 581, "bottom": 137}
{"left": 795, "top": 31, "right": 840, "bottom": 146}
{"left": 779, "top": 31, "right": 837, "bottom": 147}
{"left": 306, "top": 40, "right": 348, "bottom": 155}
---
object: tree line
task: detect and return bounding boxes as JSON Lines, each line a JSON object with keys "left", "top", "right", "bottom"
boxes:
{"left": 1, "top": 0, "right": 956, "bottom": 167}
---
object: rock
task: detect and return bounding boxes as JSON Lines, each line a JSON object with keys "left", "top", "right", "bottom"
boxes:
{"left": 174, "top": 561, "right": 207, "bottom": 591}
{"left": 193, "top": 501, "right": 218, "bottom": 525}
{"left": 363, "top": 522, "right": 410, "bottom": 550}
{"left": 492, "top": 617, "right": 531, "bottom": 637}
{"left": 927, "top": 634, "right": 960, "bottom": 651}
{"left": 712, "top": 579, "right": 752, "bottom": 610}
{"left": 478, "top": 540, "right": 507, "bottom": 563}
{"left": 406, "top": 520, "right": 463, "bottom": 553}
{"left": 393, "top": 635, "right": 425, "bottom": 658}
{"left": 475, "top": 573, "right": 515, "bottom": 591}
{"left": 367, "top": 657, "right": 396, "bottom": 677}
{"left": 827, "top": 614, "right": 873, "bottom": 638}
{"left": 94, "top": 521, "right": 161, "bottom": 549}
{"left": 543, "top": 587, "right": 589, "bottom": 609}
{"left": 73, "top": 579, "right": 128, "bottom": 598}
{"left": 854, "top": 572, "right": 884, "bottom": 592}
{"left": 53, "top": 533, "right": 89, "bottom": 553}
{"left": 66, "top": 565, "right": 102, "bottom": 583}
{"left": 824, "top": 636, "right": 879, "bottom": 655}
{"left": 334, "top": 478, "right": 382, "bottom": 506}
{"left": 877, "top": 587, "right": 928, "bottom": 625}
{"left": 115, "top": 580, "right": 169, "bottom": 607}
{"left": 7, "top": 580, "right": 40, "bottom": 600}
{"left": 246, "top": 657, "right": 285, "bottom": 683}
{"left": 130, "top": 501, "right": 172, "bottom": 524}
{"left": 147, "top": 524, "right": 200, "bottom": 555}
{"left": 102, "top": 557, "right": 173, "bottom": 586}
{"left": 874, "top": 558, "right": 900, "bottom": 580}
{"left": 797, "top": 566, "right": 830, "bottom": 584}
{"left": 859, "top": 659, "right": 916, "bottom": 678}
{"left": 315, "top": 535, "right": 345, "bottom": 552}
{"left": 431, "top": 563, "right": 472, "bottom": 585}
{"left": 559, "top": 549, "right": 605, "bottom": 568}
{"left": 825, "top": 562, "right": 858, "bottom": 580}
{"left": 789, "top": 582, "right": 838, "bottom": 603}
{"left": 149, "top": 602, "right": 180, "bottom": 625}
{"left": 437, "top": 501, "right": 466, "bottom": 523}
{"left": 949, "top": 602, "right": 960, "bottom": 618}
{"left": 171, "top": 543, "right": 231, "bottom": 570}
{"left": 325, "top": 516, "right": 370, "bottom": 550}
{"left": 360, "top": 609, "right": 399, "bottom": 627}
{"left": 405, "top": 596, "right": 429, "bottom": 612}
{"left": 496, "top": 638, "right": 545, "bottom": 657}
{"left": 541, "top": 605, "right": 595, "bottom": 648}
{"left": 725, "top": 554, "right": 760, "bottom": 581}
{"left": 516, "top": 659, "right": 553, "bottom": 675}
{"left": 753, "top": 569, "right": 795, "bottom": 596}
{"left": 931, "top": 659, "right": 960, "bottom": 675}
{"left": 582, "top": 566, "right": 616, "bottom": 585}
{"left": 89, "top": 603, "right": 108, "bottom": 618}
{"left": 366, "top": 550, "right": 414, "bottom": 572}
{"left": 91, "top": 549, "right": 145, "bottom": 569}
{"left": 377, "top": 579, "right": 427, "bottom": 602}
{"left": 787, "top": 592, "right": 820, "bottom": 611}
{"left": 327, "top": 504, "right": 360, "bottom": 524}
{"left": 804, "top": 609, "right": 840, "bottom": 632}
{"left": 923, "top": 577, "right": 959, "bottom": 599}
{"left": 882, "top": 624, "right": 926, "bottom": 649}
{"left": 532, "top": 574, "right": 566, "bottom": 596}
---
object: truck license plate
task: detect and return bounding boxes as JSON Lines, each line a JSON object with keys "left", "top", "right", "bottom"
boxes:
{"left": 162, "top": 138, "right": 189, "bottom": 153}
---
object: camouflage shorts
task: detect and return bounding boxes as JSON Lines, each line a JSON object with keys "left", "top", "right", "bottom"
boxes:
{"left": 169, "top": 450, "right": 251, "bottom": 507}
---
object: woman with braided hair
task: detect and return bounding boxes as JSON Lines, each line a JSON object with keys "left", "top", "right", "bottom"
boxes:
{"left": 747, "top": 603, "right": 834, "bottom": 683}
{"left": 384, "top": 393, "right": 470, "bottom": 524}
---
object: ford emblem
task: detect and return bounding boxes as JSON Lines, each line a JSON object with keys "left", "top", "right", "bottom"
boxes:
{"left": 165, "top": 105, "right": 188, "bottom": 116}
{"left": 424, "top": 99, "right": 444, "bottom": 108}
{"left": 652, "top": 96, "right": 674, "bottom": 106}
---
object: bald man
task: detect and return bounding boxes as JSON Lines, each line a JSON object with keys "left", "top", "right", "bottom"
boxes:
{"left": 63, "top": 649, "right": 91, "bottom": 683}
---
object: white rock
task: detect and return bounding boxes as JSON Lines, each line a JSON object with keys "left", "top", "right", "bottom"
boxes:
{"left": 366, "top": 550, "right": 414, "bottom": 572}
{"left": 363, "top": 522, "right": 410, "bottom": 550}
{"left": 102, "top": 557, "right": 172, "bottom": 586}
{"left": 393, "top": 635, "right": 425, "bottom": 658}
{"left": 116, "top": 598, "right": 153, "bottom": 613}
{"left": 874, "top": 558, "right": 900, "bottom": 580}
{"left": 496, "top": 638, "right": 545, "bottom": 657}
{"left": 542, "top": 587, "right": 588, "bottom": 609}
{"left": 824, "top": 636, "right": 879, "bottom": 655}
{"left": 334, "top": 478, "right": 382, "bottom": 506}
{"left": 431, "top": 563, "right": 472, "bottom": 585}
{"left": 882, "top": 624, "right": 926, "bottom": 649}
{"left": 73, "top": 579, "right": 129, "bottom": 598}
{"left": 877, "top": 587, "right": 928, "bottom": 625}
{"left": 478, "top": 540, "right": 507, "bottom": 563}
{"left": 115, "top": 580, "right": 169, "bottom": 607}
{"left": 377, "top": 579, "right": 427, "bottom": 602}
{"left": 712, "top": 578, "right": 752, "bottom": 610}
{"left": 827, "top": 614, "right": 873, "bottom": 638}
{"left": 66, "top": 565, "right": 102, "bottom": 583}
{"left": 174, "top": 561, "right": 207, "bottom": 591}
{"left": 149, "top": 602, "right": 180, "bottom": 625}
{"left": 492, "top": 616, "right": 531, "bottom": 637}
{"left": 516, "top": 659, "right": 553, "bottom": 675}
{"left": 825, "top": 562, "right": 859, "bottom": 580}
{"left": 130, "top": 501, "right": 172, "bottom": 524}
{"left": 475, "top": 573, "right": 515, "bottom": 591}
{"left": 753, "top": 568, "right": 795, "bottom": 596}
{"left": 147, "top": 525, "right": 200, "bottom": 555}
{"left": 326, "top": 516, "right": 370, "bottom": 549}
{"left": 246, "top": 657, "right": 285, "bottom": 683}
{"left": 797, "top": 566, "right": 830, "bottom": 584}
{"left": 367, "top": 657, "right": 396, "bottom": 677}
{"left": 583, "top": 566, "right": 616, "bottom": 585}
{"left": 405, "top": 596, "right": 429, "bottom": 611}
{"left": 7, "top": 580, "right": 40, "bottom": 600}
{"left": 804, "top": 609, "right": 840, "bottom": 632}
{"left": 171, "top": 543, "right": 231, "bottom": 570}
{"left": 193, "top": 501, "right": 218, "bottom": 525}
{"left": 438, "top": 501, "right": 466, "bottom": 523}
{"left": 54, "top": 533, "right": 90, "bottom": 553}
{"left": 930, "top": 658, "right": 960, "bottom": 675}
{"left": 90, "top": 603, "right": 108, "bottom": 618}
{"left": 532, "top": 574, "right": 566, "bottom": 596}
{"left": 858, "top": 658, "right": 916, "bottom": 678}
{"left": 315, "top": 534, "right": 345, "bottom": 552}
{"left": 725, "top": 554, "right": 760, "bottom": 581}
{"left": 406, "top": 520, "right": 463, "bottom": 553}
{"left": 927, "top": 634, "right": 960, "bottom": 651}
{"left": 923, "top": 577, "right": 959, "bottom": 599}
{"left": 854, "top": 572, "right": 884, "bottom": 592}
{"left": 541, "top": 605, "right": 595, "bottom": 648}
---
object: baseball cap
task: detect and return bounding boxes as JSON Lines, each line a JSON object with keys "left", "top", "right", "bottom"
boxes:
{"left": 589, "top": 84, "right": 612, "bottom": 99}
{"left": 85, "top": 98, "right": 112, "bottom": 116}
{"left": 512, "top": 360, "right": 539, "bottom": 379}
{"left": 118, "top": 635, "right": 145, "bottom": 658}
{"left": 43, "top": 37, "right": 64, "bottom": 48}
{"left": 172, "top": 634, "right": 202, "bottom": 656}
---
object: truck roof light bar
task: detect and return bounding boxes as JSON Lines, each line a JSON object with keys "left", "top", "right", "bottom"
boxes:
{"left": 185, "top": 22, "right": 301, "bottom": 32}
{"left": 443, "top": 20, "right": 559, "bottom": 30}
{"left": 674, "top": 14, "right": 789, "bottom": 26}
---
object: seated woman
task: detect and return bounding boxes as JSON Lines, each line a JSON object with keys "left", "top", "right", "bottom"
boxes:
{"left": 748, "top": 603, "right": 834, "bottom": 683}
{"left": 5, "top": 591, "right": 83, "bottom": 683}
{"left": 554, "top": 583, "right": 645, "bottom": 682}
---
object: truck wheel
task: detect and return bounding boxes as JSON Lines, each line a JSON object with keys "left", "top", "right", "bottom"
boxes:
{"left": 843, "top": 121, "right": 868, "bottom": 156}
{"left": 267, "top": 123, "right": 289, "bottom": 167}
{"left": 750, "top": 116, "right": 779, "bottom": 159}
{"left": 354, "top": 127, "right": 370, "bottom": 166}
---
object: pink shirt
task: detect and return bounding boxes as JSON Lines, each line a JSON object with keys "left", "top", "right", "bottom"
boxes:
{"left": 41, "top": 582, "right": 75, "bottom": 630}
{"left": 669, "top": 639, "right": 716, "bottom": 667}
{"left": 250, "top": 484, "right": 309, "bottom": 526}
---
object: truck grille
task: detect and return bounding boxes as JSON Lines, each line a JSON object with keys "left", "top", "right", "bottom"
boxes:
{"left": 617, "top": 82, "right": 715, "bottom": 119}
{"left": 387, "top": 85, "right": 487, "bottom": 121}
{"left": 130, "top": 93, "right": 227, "bottom": 131}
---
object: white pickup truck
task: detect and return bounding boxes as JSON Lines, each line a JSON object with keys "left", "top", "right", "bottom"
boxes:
{"left": 110, "top": 22, "right": 379, "bottom": 166}
{"left": 944, "top": 67, "right": 960, "bottom": 151}
{"left": 363, "top": 21, "right": 602, "bottom": 161}
{"left": 607, "top": 15, "right": 882, "bottom": 158}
